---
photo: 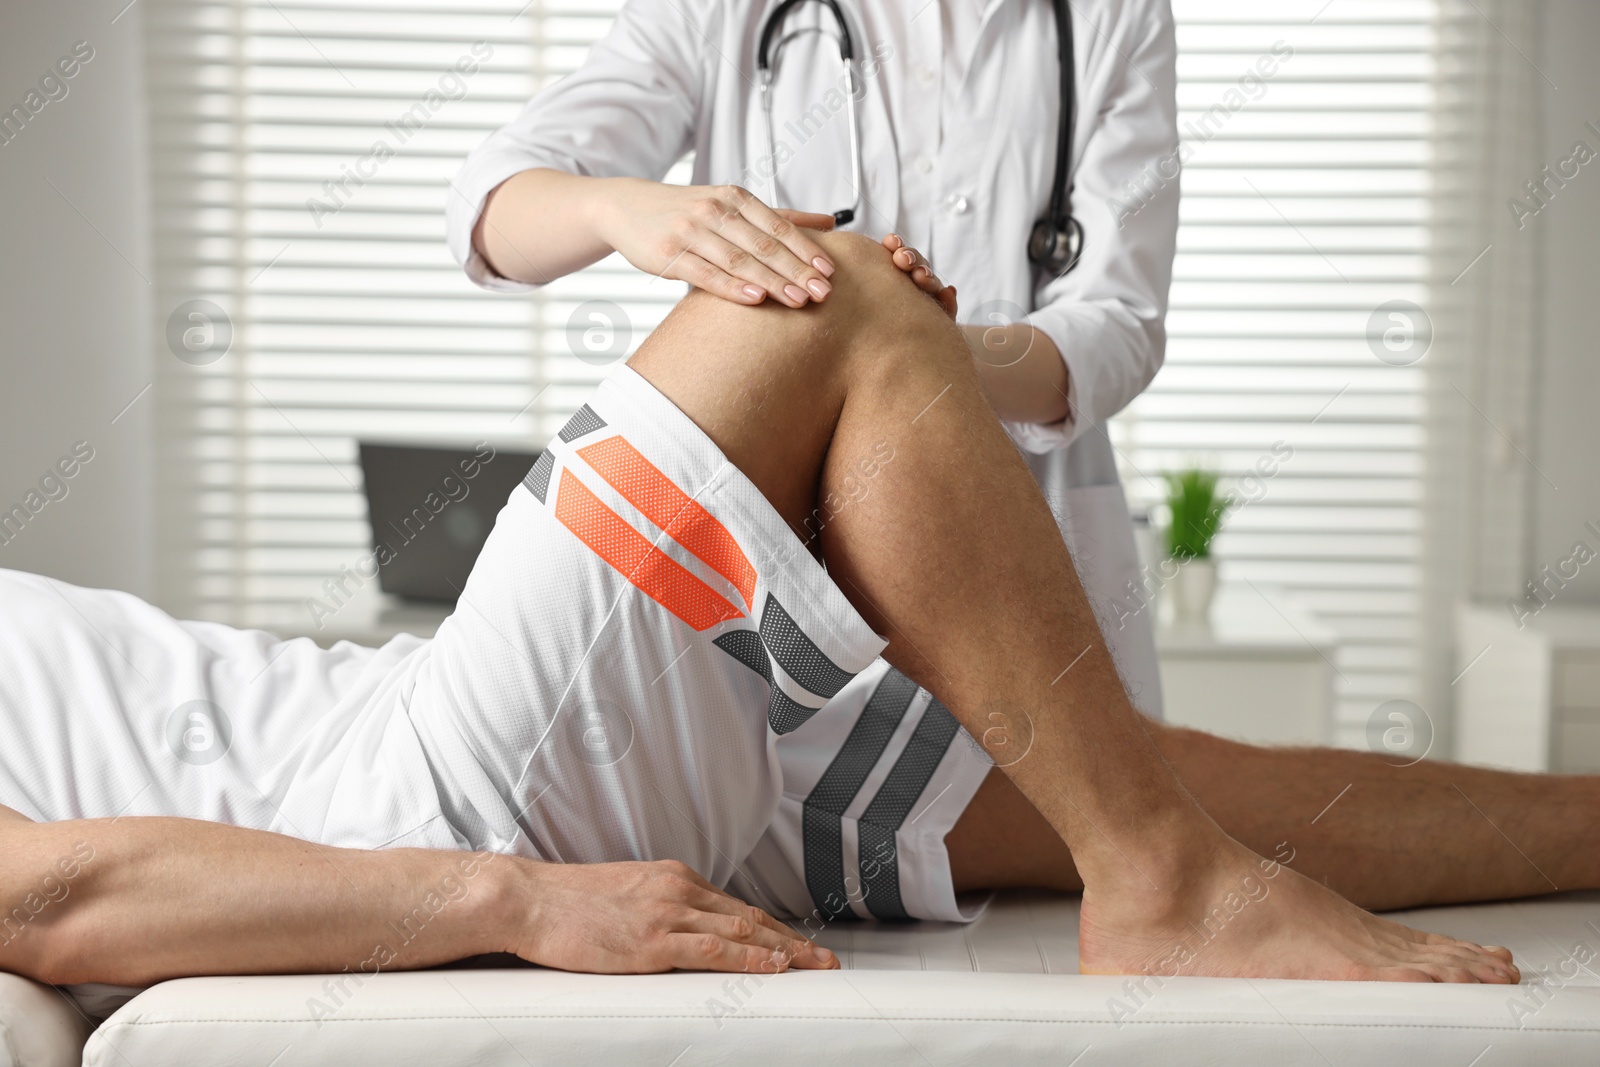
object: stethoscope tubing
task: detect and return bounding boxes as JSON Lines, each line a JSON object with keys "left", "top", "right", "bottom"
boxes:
{"left": 756, "top": 0, "right": 1080, "bottom": 273}
{"left": 758, "top": 24, "right": 864, "bottom": 226}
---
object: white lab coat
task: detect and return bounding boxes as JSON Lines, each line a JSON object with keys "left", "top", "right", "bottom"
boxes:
{"left": 446, "top": 0, "right": 1179, "bottom": 716}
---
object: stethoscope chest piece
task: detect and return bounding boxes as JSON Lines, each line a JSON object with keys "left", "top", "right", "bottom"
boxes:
{"left": 1029, "top": 213, "right": 1084, "bottom": 277}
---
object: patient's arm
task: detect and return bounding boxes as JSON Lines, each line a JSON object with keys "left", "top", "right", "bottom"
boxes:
{"left": 0, "top": 807, "right": 829, "bottom": 986}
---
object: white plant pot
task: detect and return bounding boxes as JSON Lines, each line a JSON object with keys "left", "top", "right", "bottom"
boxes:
{"left": 1168, "top": 557, "right": 1217, "bottom": 625}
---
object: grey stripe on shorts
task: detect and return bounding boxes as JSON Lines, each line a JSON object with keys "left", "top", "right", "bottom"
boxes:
{"left": 856, "top": 696, "right": 962, "bottom": 920}
{"left": 714, "top": 596, "right": 863, "bottom": 735}
{"left": 799, "top": 669, "right": 920, "bottom": 922}
{"left": 557, "top": 403, "right": 607, "bottom": 442}
{"left": 711, "top": 629, "right": 820, "bottom": 735}
{"left": 523, "top": 451, "right": 554, "bottom": 503}
{"left": 758, "top": 593, "right": 855, "bottom": 700}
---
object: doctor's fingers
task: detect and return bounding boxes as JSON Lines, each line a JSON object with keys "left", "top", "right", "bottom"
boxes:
{"left": 708, "top": 209, "right": 836, "bottom": 305}
{"left": 883, "top": 235, "right": 957, "bottom": 317}
{"left": 669, "top": 250, "right": 779, "bottom": 305}
{"left": 674, "top": 247, "right": 826, "bottom": 309}
{"left": 696, "top": 222, "right": 827, "bottom": 308}
{"left": 721, "top": 190, "right": 838, "bottom": 280}
{"left": 883, "top": 236, "right": 943, "bottom": 294}
{"left": 771, "top": 209, "right": 838, "bottom": 233}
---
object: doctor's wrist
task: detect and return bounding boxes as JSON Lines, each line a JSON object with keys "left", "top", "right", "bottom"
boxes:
{"left": 588, "top": 176, "right": 650, "bottom": 255}
{"left": 965, "top": 324, "right": 1071, "bottom": 425}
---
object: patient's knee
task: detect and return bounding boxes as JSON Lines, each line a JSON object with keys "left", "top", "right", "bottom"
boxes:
{"left": 638, "top": 227, "right": 955, "bottom": 390}
{"left": 813, "top": 230, "right": 912, "bottom": 305}
{"left": 809, "top": 229, "right": 956, "bottom": 337}
{"left": 812, "top": 228, "right": 895, "bottom": 272}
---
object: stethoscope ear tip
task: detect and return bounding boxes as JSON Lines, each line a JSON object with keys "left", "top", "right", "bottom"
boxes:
{"left": 832, "top": 209, "right": 855, "bottom": 226}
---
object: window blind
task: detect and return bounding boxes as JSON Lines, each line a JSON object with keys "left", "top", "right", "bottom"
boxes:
{"left": 1113, "top": 0, "right": 1439, "bottom": 742}
{"left": 148, "top": 0, "right": 1443, "bottom": 737}
{"left": 146, "top": 0, "right": 689, "bottom": 628}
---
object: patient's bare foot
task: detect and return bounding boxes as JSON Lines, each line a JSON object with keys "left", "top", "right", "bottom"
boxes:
{"left": 1077, "top": 833, "right": 1520, "bottom": 983}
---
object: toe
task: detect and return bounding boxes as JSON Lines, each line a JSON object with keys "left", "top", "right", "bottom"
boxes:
{"left": 1478, "top": 962, "right": 1518, "bottom": 984}
{"left": 1471, "top": 951, "right": 1519, "bottom": 984}
{"left": 1377, "top": 966, "right": 1437, "bottom": 983}
{"left": 1444, "top": 948, "right": 1516, "bottom": 984}
{"left": 1415, "top": 961, "right": 1480, "bottom": 983}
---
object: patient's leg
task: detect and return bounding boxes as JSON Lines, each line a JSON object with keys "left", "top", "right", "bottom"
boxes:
{"left": 628, "top": 229, "right": 1515, "bottom": 983}
{"left": 951, "top": 727, "right": 1600, "bottom": 911}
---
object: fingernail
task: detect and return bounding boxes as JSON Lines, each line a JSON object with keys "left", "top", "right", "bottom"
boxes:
{"left": 806, "top": 278, "right": 831, "bottom": 300}
{"left": 815, "top": 946, "right": 834, "bottom": 963}
{"left": 784, "top": 284, "right": 809, "bottom": 305}
{"left": 813, "top": 256, "right": 834, "bottom": 278}
{"left": 742, "top": 285, "right": 765, "bottom": 301}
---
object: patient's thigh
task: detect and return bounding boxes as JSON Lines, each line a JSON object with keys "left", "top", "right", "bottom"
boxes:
{"left": 405, "top": 370, "right": 886, "bottom": 886}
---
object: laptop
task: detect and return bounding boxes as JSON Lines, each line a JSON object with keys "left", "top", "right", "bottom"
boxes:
{"left": 357, "top": 440, "right": 540, "bottom": 603}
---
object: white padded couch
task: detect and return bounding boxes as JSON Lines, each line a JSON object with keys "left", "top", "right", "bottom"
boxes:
{"left": 8, "top": 890, "right": 1598, "bottom": 1065}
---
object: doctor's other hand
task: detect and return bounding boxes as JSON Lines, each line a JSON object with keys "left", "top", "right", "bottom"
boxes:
{"left": 508, "top": 857, "right": 838, "bottom": 976}
{"left": 883, "top": 234, "right": 957, "bottom": 319}
{"left": 598, "top": 178, "right": 839, "bottom": 308}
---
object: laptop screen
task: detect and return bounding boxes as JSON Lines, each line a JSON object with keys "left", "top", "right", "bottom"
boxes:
{"left": 357, "top": 441, "right": 539, "bottom": 603}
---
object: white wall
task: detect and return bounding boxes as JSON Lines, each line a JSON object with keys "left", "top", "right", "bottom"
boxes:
{"left": 0, "top": 4, "right": 151, "bottom": 595}
{"left": 1528, "top": 0, "right": 1600, "bottom": 602}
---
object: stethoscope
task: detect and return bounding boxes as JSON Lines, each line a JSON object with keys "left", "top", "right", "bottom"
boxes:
{"left": 756, "top": 0, "right": 1084, "bottom": 276}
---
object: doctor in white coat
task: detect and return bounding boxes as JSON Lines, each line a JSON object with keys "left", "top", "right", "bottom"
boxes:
{"left": 446, "top": 0, "right": 1179, "bottom": 716}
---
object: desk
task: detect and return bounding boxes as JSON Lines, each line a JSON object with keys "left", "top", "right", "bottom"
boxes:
{"left": 1155, "top": 587, "right": 1337, "bottom": 746}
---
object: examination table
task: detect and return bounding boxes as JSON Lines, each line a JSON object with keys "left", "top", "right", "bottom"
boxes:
{"left": 8, "top": 889, "right": 1598, "bottom": 1065}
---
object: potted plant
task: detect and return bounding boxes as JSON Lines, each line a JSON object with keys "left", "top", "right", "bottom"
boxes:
{"left": 1163, "top": 468, "right": 1230, "bottom": 625}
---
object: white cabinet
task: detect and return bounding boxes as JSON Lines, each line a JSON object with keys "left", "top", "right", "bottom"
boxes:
{"left": 1155, "top": 588, "right": 1336, "bottom": 746}
{"left": 1456, "top": 604, "right": 1600, "bottom": 773}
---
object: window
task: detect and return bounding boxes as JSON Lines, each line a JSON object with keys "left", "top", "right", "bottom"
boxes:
{"left": 146, "top": 0, "right": 685, "bottom": 628}
{"left": 1112, "top": 0, "right": 1439, "bottom": 741}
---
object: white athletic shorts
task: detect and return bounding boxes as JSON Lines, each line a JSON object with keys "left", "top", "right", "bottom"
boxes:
{"left": 0, "top": 366, "right": 994, "bottom": 926}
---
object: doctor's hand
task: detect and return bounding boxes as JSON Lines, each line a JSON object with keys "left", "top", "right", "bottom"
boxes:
{"left": 882, "top": 234, "right": 958, "bottom": 319}
{"left": 882, "top": 233, "right": 1070, "bottom": 425}
{"left": 598, "top": 179, "right": 840, "bottom": 309}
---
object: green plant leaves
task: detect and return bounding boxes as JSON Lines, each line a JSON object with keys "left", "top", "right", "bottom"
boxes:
{"left": 1164, "top": 468, "right": 1230, "bottom": 560}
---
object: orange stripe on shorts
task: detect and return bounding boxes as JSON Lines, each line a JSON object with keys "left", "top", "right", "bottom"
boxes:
{"left": 577, "top": 435, "right": 759, "bottom": 610}
{"left": 556, "top": 469, "right": 746, "bottom": 632}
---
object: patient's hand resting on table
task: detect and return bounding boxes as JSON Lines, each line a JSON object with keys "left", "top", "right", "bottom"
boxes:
{"left": 0, "top": 805, "right": 832, "bottom": 985}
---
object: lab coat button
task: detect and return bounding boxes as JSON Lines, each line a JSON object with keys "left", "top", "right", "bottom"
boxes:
{"left": 915, "top": 156, "right": 933, "bottom": 174}
{"left": 916, "top": 65, "right": 936, "bottom": 83}
{"left": 947, "top": 194, "right": 970, "bottom": 215}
